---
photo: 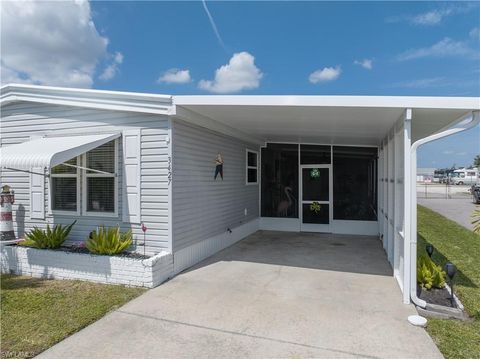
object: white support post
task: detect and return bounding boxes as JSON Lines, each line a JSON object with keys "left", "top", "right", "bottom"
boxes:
{"left": 402, "top": 109, "right": 412, "bottom": 304}
{"left": 378, "top": 145, "right": 384, "bottom": 238}
{"left": 383, "top": 137, "right": 388, "bottom": 251}
{"left": 393, "top": 123, "right": 400, "bottom": 281}
{"left": 387, "top": 130, "right": 395, "bottom": 264}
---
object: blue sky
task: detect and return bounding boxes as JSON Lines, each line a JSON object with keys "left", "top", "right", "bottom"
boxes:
{"left": 1, "top": 1, "right": 479, "bottom": 167}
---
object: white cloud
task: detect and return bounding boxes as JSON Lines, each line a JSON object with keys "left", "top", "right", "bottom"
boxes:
{"left": 470, "top": 27, "right": 480, "bottom": 41}
{"left": 411, "top": 9, "right": 452, "bottom": 26}
{"left": 199, "top": 52, "right": 262, "bottom": 93}
{"left": 114, "top": 52, "right": 124, "bottom": 64}
{"left": 397, "top": 38, "right": 480, "bottom": 61}
{"left": 158, "top": 69, "right": 192, "bottom": 84}
{"left": 392, "top": 77, "right": 446, "bottom": 88}
{"left": 386, "top": 4, "right": 478, "bottom": 26}
{"left": 442, "top": 150, "right": 472, "bottom": 157}
{"left": 391, "top": 77, "right": 478, "bottom": 91}
{"left": 0, "top": 0, "right": 117, "bottom": 88}
{"left": 99, "top": 52, "right": 124, "bottom": 81}
{"left": 309, "top": 66, "right": 341, "bottom": 84}
{"left": 354, "top": 59, "right": 373, "bottom": 70}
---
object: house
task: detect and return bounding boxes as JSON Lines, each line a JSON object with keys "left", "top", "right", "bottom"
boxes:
{"left": 1, "top": 84, "right": 479, "bottom": 306}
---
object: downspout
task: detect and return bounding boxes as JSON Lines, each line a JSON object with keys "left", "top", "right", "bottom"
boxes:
{"left": 409, "top": 111, "right": 479, "bottom": 307}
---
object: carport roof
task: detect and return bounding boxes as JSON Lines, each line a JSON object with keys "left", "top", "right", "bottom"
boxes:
{"left": 1, "top": 85, "right": 478, "bottom": 147}
{"left": 174, "top": 96, "right": 480, "bottom": 146}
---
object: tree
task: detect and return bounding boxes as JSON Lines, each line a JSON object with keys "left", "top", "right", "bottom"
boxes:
{"left": 474, "top": 155, "right": 480, "bottom": 168}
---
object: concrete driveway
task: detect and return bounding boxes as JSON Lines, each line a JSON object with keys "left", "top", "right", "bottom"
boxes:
{"left": 418, "top": 197, "right": 476, "bottom": 231}
{"left": 40, "top": 231, "right": 442, "bottom": 359}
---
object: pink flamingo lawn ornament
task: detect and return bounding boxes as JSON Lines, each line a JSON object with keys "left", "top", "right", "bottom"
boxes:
{"left": 277, "top": 186, "right": 293, "bottom": 217}
{"left": 141, "top": 222, "right": 147, "bottom": 256}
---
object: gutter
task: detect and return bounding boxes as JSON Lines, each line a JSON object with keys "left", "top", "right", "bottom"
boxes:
{"left": 409, "top": 110, "right": 480, "bottom": 308}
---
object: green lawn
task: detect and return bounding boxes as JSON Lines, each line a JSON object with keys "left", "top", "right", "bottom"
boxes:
{"left": 1, "top": 275, "right": 146, "bottom": 358}
{"left": 417, "top": 205, "right": 480, "bottom": 359}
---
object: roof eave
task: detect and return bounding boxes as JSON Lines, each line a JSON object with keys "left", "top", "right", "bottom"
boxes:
{"left": 0, "top": 83, "right": 175, "bottom": 116}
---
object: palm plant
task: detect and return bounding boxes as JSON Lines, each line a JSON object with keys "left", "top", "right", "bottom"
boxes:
{"left": 20, "top": 221, "right": 76, "bottom": 249}
{"left": 472, "top": 206, "right": 480, "bottom": 235}
{"left": 86, "top": 226, "right": 133, "bottom": 255}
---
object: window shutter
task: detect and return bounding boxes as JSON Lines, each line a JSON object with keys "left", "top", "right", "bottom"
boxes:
{"left": 30, "top": 167, "right": 45, "bottom": 219}
{"left": 122, "top": 129, "right": 141, "bottom": 223}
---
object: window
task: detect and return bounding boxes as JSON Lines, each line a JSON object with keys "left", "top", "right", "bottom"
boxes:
{"left": 51, "top": 157, "right": 79, "bottom": 212}
{"left": 83, "top": 140, "right": 117, "bottom": 215}
{"left": 246, "top": 149, "right": 258, "bottom": 185}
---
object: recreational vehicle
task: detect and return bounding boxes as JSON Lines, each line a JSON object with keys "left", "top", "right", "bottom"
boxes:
{"left": 451, "top": 167, "right": 479, "bottom": 185}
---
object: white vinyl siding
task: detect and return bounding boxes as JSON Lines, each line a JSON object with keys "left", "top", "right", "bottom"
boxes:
{"left": 0, "top": 102, "right": 170, "bottom": 254}
{"left": 172, "top": 119, "right": 259, "bottom": 251}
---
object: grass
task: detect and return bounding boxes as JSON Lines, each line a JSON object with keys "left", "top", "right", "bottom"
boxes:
{"left": 1, "top": 275, "right": 146, "bottom": 357}
{"left": 417, "top": 205, "right": 480, "bottom": 359}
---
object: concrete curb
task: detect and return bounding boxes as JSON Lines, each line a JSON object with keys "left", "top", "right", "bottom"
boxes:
{"left": 416, "top": 284, "right": 470, "bottom": 321}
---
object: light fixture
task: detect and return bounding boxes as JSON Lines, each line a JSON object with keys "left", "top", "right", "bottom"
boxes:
{"left": 445, "top": 262, "right": 457, "bottom": 307}
{"left": 426, "top": 244, "right": 434, "bottom": 258}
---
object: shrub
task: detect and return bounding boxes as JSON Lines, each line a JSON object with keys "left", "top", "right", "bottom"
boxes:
{"left": 417, "top": 254, "right": 446, "bottom": 290}
{"left": 86, "top": 226, "right": 132, "bottom": 255}
{"left": 19, "top": 221, "right": 76, "bottom": 249}
{"left": 472, "top": 206, "right": 480, "bottom": 235}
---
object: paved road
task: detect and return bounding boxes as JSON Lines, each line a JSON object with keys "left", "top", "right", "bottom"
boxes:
{"left": 40, "top": 231, "right": 441, "bottom": 359}
{"left": 418, "top": 197, "right": 477, "bottom": 231}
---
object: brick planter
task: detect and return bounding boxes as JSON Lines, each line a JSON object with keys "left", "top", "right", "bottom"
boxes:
{"left": 0, "top": 245, "right": 173, "bottom": 288}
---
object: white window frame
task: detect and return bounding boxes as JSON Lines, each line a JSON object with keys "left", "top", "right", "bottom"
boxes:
{"left": 50, "top": 157, "right": 81, "bottom": 216}
{"left": 246, "top": 149, "right": 259, "bottom": 185}
{"left": 82, "top": 139, "right": 119, "bottom": 217}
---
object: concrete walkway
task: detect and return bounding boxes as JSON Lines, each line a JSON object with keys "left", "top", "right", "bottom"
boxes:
{"left": 418, "top": 197, "right": 476, "bottom": 231}
{"left": 40, "top": 231, "right": 442, "bottom": 359}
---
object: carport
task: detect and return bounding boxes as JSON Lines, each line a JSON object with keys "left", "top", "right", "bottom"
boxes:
{"left": 174, "top": 95, "right": 480, "bottom": 305}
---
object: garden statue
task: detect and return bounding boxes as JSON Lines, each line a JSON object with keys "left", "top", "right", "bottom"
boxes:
{"left": 0, "top": 185, "right": 16, "bottom": 241}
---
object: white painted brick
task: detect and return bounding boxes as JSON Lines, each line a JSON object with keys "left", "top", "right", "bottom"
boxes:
{"left": 1, "top": 246, "right": 173, "bottom": 288}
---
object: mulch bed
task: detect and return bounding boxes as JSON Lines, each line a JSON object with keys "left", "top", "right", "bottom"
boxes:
{"left": 418, "top": 285, "right": 455, "bottom": 307}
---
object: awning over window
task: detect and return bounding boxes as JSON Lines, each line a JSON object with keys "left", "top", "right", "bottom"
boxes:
{"left": 0, "top": 133, "right": 120, "bottom": 170}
